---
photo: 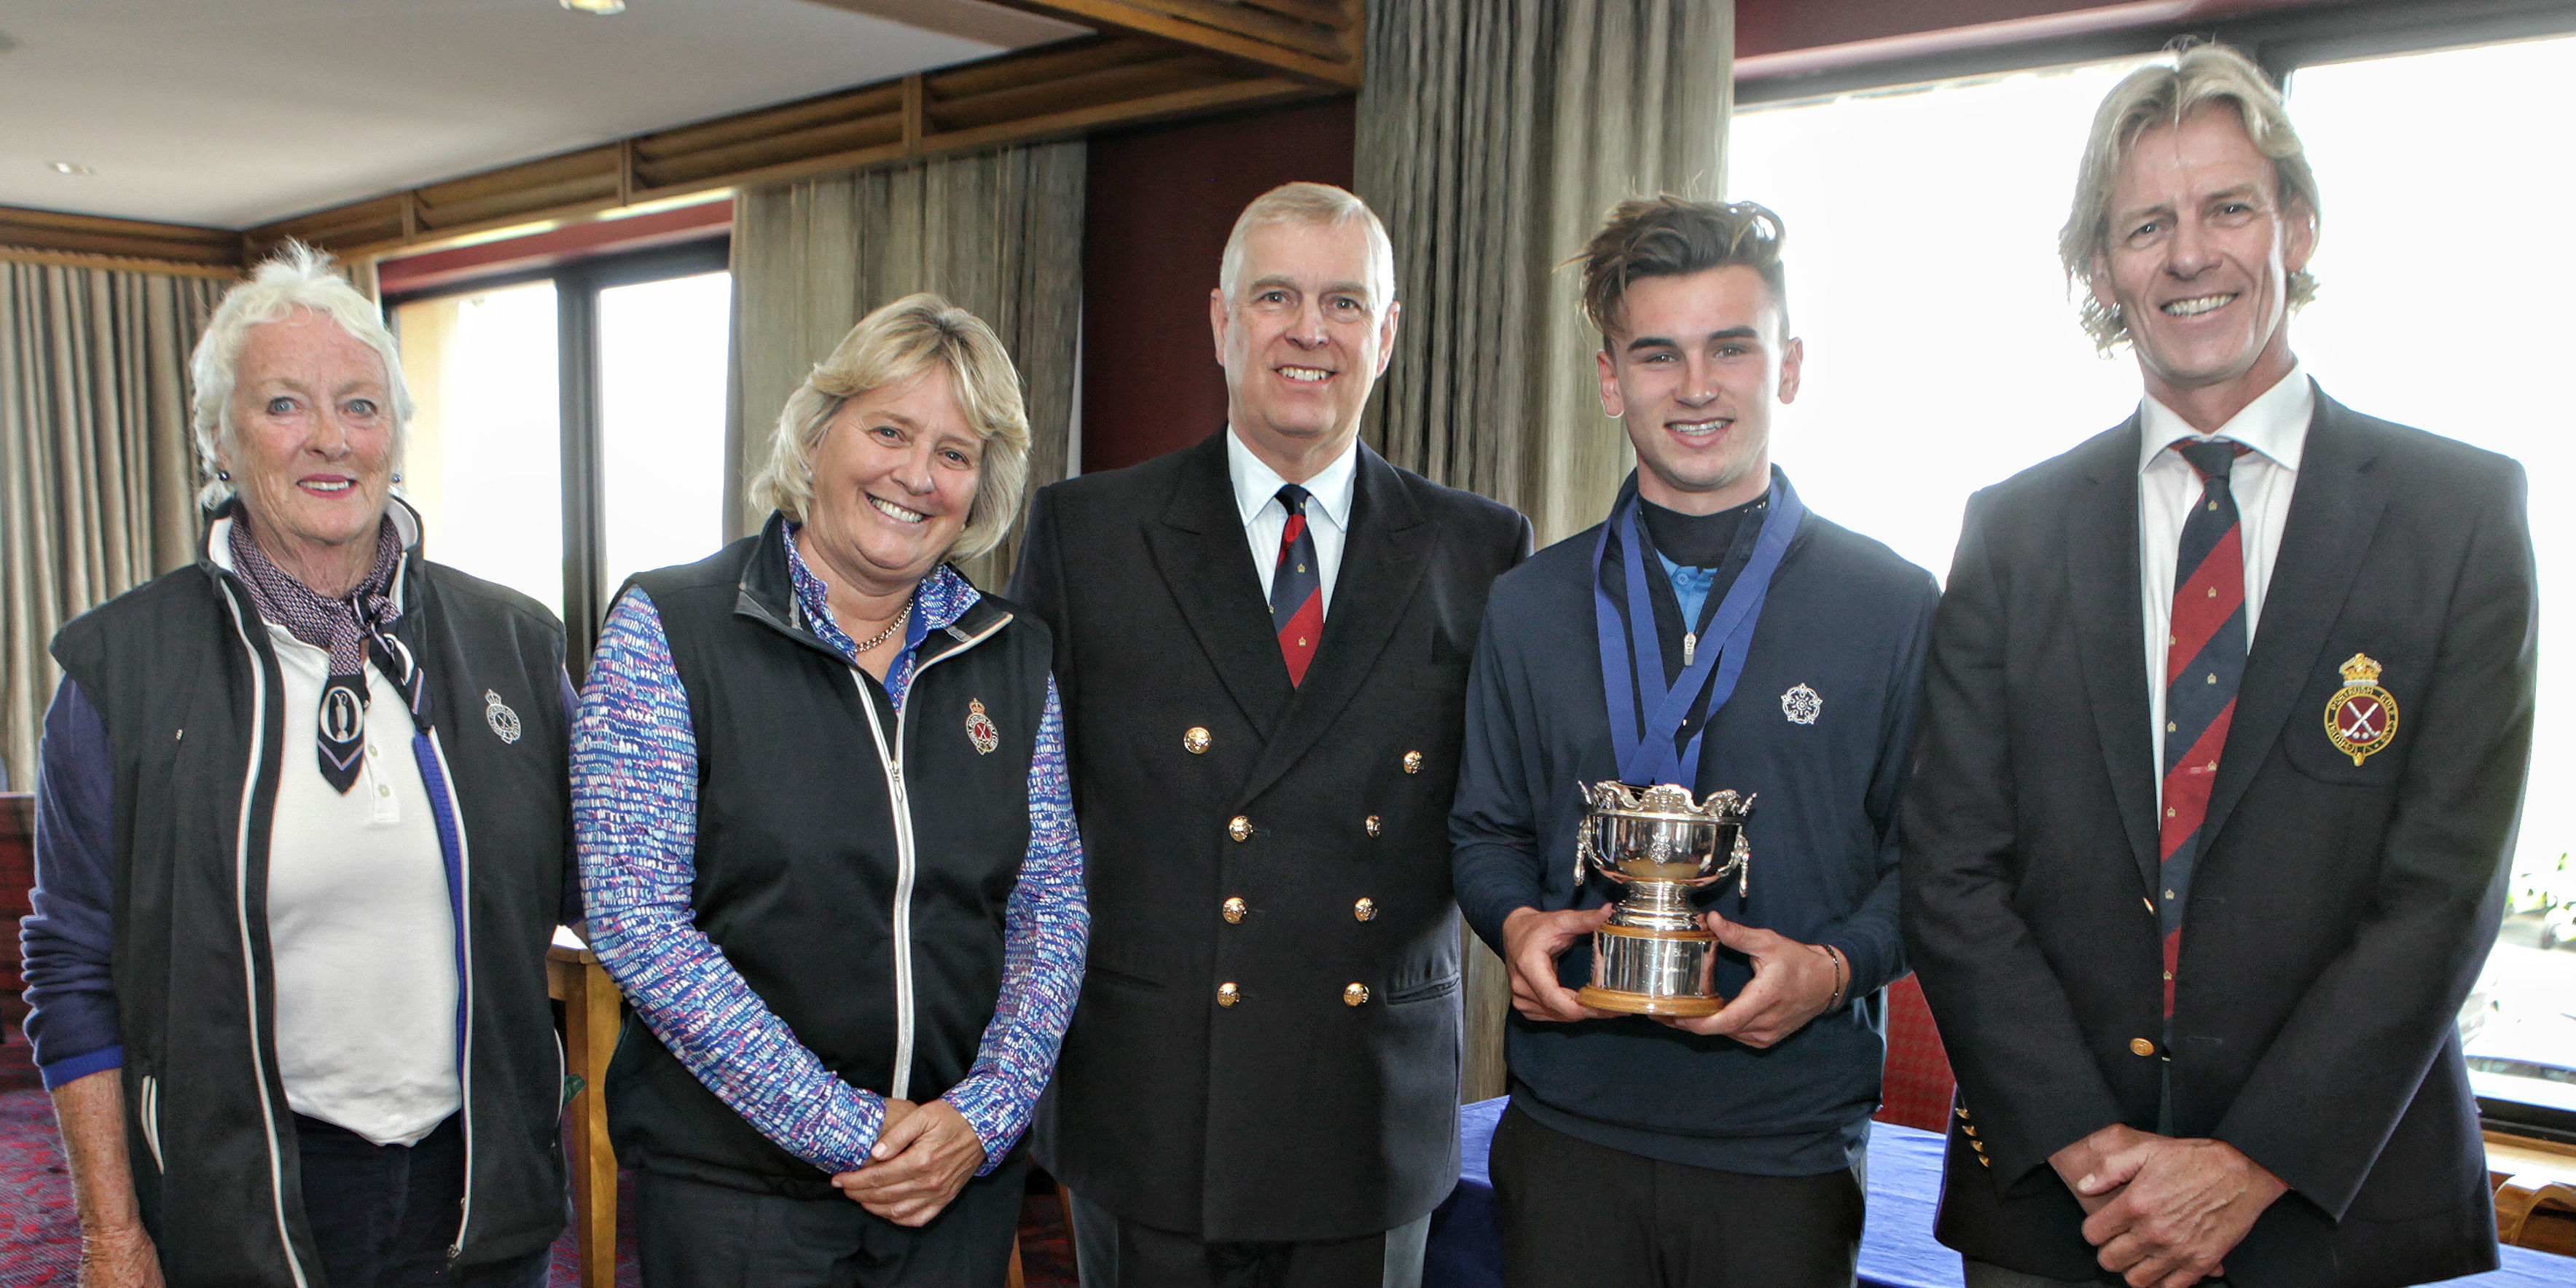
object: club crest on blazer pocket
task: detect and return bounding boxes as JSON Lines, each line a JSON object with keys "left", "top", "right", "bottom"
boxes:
{"left": 2282, "top": 634, "right": 2415, "bottom": 785}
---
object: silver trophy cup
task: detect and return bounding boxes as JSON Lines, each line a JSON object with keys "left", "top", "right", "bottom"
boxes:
{"left": 1573, "top": 780, "right": 1754, "bottom": 1017}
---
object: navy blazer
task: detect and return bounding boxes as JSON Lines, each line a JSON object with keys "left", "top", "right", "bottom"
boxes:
{"left": 1901, "top": 388, "right": 2536, "bottom": 1287}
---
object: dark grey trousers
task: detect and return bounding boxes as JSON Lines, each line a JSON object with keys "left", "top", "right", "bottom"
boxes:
{"left": 294, "top": 1112, "right": 552, "bottom": 1288}
{"left": 1964, "top": 1257, "right": 2230, "bottom": 1287}
{"left": 1068, "top": 1193, "right": 1429, "bottom": 1288}
{"left": 1488, "top": 1101, "right": 1864, "bottom": 1288}
{"left": 634, "top": 1154, "right": 1027, "bottom": 1287}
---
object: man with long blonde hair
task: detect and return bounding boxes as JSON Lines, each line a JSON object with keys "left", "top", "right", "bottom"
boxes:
{"left": 1904, "top": 42, "right": 2534, "bottom": 1288}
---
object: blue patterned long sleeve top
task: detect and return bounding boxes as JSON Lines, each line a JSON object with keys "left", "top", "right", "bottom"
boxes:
{"left": 573, "top": 543, "right": 1086, "bottom": 1176}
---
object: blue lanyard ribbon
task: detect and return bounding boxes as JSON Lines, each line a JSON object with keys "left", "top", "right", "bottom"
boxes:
{"left": 1593, "top": 468, "right": 1805, "bottom": 788}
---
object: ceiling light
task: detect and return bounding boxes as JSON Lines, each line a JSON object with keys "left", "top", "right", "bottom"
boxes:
{"left": 560, "top": 0, "right": 625, "bottom": 13}
{"left": 49, "top": 162, "right": 95, "bottom": 176}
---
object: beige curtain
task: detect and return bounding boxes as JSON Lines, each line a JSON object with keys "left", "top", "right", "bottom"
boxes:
{"left": 0, "top": 261, "right": 225, "bottom": 787}
{"left": 729, "top": 142, "right": 1085, "bottom": 591}
{"left": 1355, "top": 0, "right": 1731, "bottom": 1102}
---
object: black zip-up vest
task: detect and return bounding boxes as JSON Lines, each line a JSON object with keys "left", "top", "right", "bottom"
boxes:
{"left": 606, "top": 519, "right": 1051, "bottom": 1198}
{"left": 49, "top": 515, "right": 572, "bottom": 1286}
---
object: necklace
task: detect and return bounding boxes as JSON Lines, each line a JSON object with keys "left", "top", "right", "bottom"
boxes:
{"left": 853, "top": 602, "right": 910, "bottom": 653}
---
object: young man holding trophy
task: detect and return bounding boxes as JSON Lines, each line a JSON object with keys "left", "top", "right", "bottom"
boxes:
{"left": 1449, "top": 196, "right": 1941, "bottom": 1286}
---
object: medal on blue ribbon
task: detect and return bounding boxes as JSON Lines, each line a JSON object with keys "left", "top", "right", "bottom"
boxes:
{"left": 1592, "top": 467, "right": 1805, "bottom": 790}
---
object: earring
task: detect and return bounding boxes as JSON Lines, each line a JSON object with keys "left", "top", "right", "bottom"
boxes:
{"left": 216, "top": 470, "right": 231, "bottom": 482}
{"left": 391, "top": 472, "right": 404, "bottom": 483}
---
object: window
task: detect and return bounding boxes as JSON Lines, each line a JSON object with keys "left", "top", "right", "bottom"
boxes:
{"left": 390, "top": 240, "right": 732, "bottom": 669}
{"left": 1733, "top": 31, "right": 2576, "bottom": 1134}
{"left": 396, "top": 281, "right": 564, "bottom": 616}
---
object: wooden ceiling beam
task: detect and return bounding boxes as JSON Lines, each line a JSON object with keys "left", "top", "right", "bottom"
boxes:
{"left": 981, "top": 0, "right": 1362, "bottom": 87}
{"left": 0, "top": 205, "right": 245, "bottom": 270}
{"left": 232, "top": 33, "right": 1336, "bottom": 264}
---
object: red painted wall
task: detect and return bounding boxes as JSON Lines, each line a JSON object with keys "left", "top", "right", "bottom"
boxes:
{"left": 1735, "top": 0, "right": 2344, "bottom": 76}
{"left": 1737, "top": 0, "right": 2130, "bottom": 56}
{"left": 1078, "top": 98, "right": 1356, "bottom": 474}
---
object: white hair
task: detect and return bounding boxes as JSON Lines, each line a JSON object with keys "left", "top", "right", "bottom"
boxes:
{"left": 1218, "top": 182, "right": 1398, "bottom": 309}
{"left": 190, "top": 241, "right": 412, "bottom": 507}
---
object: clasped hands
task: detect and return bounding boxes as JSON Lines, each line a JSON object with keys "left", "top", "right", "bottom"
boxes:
{"left": 829, "top": 1097, "right": 986, "bottom": 1226}
{"left": 1499, "top": 905, "right": 1841, "bottom": 1047}
{"left": 2049, "top": 1123, "right": 2288, "bottom": 1288}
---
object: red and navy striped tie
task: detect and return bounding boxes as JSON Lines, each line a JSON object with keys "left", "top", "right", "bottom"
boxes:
{"left": 1270, "top": 484, "right": 1323, "bottom": 686}
{"left": 2158, "top": 437, "right": 2252, "bottom": 1017}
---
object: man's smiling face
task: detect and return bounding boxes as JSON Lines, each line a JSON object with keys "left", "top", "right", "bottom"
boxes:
{"left": 1210, "top": 218, "right": 1398, "bottom": 464}
{"left": 1598, "top": 264, "right": 1802, "bottom": 515}
{"left": 2091, "top": 101, "right": 2316, "bottom": 409}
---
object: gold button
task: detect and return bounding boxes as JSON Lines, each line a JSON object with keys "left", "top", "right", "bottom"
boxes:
{"left": 1184, "top": 726, "right": 1210, "bottom": 754}
{"left": 1365, "top": 814, "right": 1382, "bottom": 837}
{"left": 1962, "top": 1124, "right": 1977, "bottom": 1137}
{"left": 1978, "top": 1155, "right": 1992, "bottom": 1169}
{"left": 1229, "top": 815, "right": 1252, "bottom": 842}
{"left": 1353, "top": 898, "right": 1376, "bottom": 922}
{"left": 1222, "top": 897, "right": 1247, "bottom": 924}
{"left": 2130, "top": 1037, "right": 2156, "bottom": 1057}
{"left": 1971, "top": 1139, "right": 1986, "bottom": 1153}
{"left": 1402, "top": 750, "right": 1423, "bottom": 774}
{"left": 1344, "top": 983, "right": 1369, "bottom": 1006}
{"left": 1217, "top": 982, "right": 1240, "bottom": 1007}
{"left": 1955, "top": 1106, "right": 1969, "bottom": 1120}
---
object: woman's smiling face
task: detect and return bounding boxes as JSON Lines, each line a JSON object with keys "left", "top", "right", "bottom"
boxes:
{"left": 220, "top": 308, "right": 397, "bottom": 579}
{"left": 798, "top": 363, "right": 984, "bottom": 598}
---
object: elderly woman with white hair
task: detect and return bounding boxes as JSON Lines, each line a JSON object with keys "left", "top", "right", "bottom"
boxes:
{"left": 20, "top": 244, "right": 575, "bottom": 1287}
{"left": 574, "top": 292, "right": 1086, "bottom": 1283}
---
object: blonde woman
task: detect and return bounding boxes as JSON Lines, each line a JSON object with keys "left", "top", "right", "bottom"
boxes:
{"left": 574, "top": 293, "right": 1084, "bottom": 1283}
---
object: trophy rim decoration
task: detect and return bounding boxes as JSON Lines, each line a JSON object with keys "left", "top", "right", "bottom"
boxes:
{"left": 1574, "top": 779, "right": 1755, "bottom": 1018}
{"left": 1573, "top": 780, "right": 1754, "bottom": 895}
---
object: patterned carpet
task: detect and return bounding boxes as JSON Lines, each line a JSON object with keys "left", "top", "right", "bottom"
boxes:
{"left": 0, "top": 1026, "right": 1074, "bottom": 1287}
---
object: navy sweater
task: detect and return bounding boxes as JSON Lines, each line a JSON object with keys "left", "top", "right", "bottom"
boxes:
{"left": 1450, "top": 491, "right": 1939, "bottom": 1174}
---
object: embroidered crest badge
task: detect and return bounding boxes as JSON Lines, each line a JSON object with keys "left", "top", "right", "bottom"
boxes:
{"left": 483, "top": 689, "right": 522, "bottom": 745}
{"left": 966, "top": 699, "right": 999, "bottom": 755}
{"left": 1781, "top": 683, "right": 1822, "bottom": 726}
{"left": 2322, "top": 653, "right": 2397, "bottom": 766}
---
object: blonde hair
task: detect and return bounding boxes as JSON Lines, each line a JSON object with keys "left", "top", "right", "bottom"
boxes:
{"left": 189, "top": 241, "right": 412, "bottom": 507}
{"left": 748, "top": 293, "right": 1031, "bottom": 562}
{"left": 1218, "top": 181, "right": 1397, "bottom": 307}
{"left": 2061, "top": 42, "right": 2322, "bottom": 351}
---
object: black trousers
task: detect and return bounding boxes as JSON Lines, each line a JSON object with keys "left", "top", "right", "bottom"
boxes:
{"left": 633, "top": 1152, "right": 1027, "bottom": 1287}
{"left": 1068, "top": 1194, "right": 1429, "bottom": 1288}
{"left": 1489, "top": 1101, "right": 1864, "bottom": 1288}
{"left": 294, "top": 1112, "right": 552, "bottom": 1288}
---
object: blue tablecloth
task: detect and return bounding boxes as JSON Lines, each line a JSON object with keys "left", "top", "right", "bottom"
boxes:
{"left": 1425, "top": 1097, "right": 2576, "bottom": 1287}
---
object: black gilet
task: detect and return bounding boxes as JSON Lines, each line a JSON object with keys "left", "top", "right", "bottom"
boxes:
{"left": 606, "top": 516, "right": 1053, "bottom": 1198}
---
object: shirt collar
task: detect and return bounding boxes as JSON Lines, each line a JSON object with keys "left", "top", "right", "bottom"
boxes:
{"left": 2136, "top": 361, "right": 2314, "bottom": 475}
{"left": 780, "top": 523, "right": 978, "bottom": 661}
{"left": 205, "top": 495, "right": 420, "bottom": 612}
{"left": 1226, "top": 425, "right": 1360, "bottom": 532}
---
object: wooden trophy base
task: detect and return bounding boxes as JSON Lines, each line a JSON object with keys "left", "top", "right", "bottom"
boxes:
{"left": 1578, "top": 983, "right": 1726, "bottom": 1017}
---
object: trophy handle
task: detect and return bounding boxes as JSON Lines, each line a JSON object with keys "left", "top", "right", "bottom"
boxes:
{"left": 1574, "top": 812, "right": 1600, "bottom": 887}
{"left": 1733, "top": 829, "right": 1750, "bottom": 898}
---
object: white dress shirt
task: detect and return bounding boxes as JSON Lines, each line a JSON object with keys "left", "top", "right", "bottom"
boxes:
{"left": 1228, "top": 426, "right": 1358, "bottom": 617}
{"left": 2139, "top": 363, "right": 2312, "bottom": 791}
